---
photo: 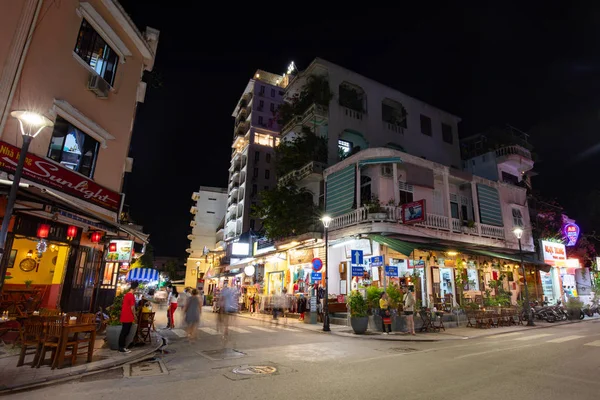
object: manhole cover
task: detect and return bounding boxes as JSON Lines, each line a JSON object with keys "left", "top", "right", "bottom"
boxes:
{"left": 232, "top": 365, "right": 277, "bottom": 375}
{"left": 390, "top": 347, "right": 419, "bottom": 353}
{"left": 127, "top": 360, "right": 168, "bottom": 378}
{"left": 199, "top": 348, "right": 245, "bottom": 361}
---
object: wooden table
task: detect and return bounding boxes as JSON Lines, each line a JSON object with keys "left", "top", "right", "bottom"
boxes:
{"left": 53, "top": 323, "right": 96, "bottom": 369}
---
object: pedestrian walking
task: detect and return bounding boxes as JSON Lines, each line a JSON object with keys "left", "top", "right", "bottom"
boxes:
{"left": 165, "top": 286, "right": 172, "bottom": 329}
{"left": 119, "top": 281, "right": 138, "bottom": 353}
{"left": 168, "top": 286, "right": 179, "bottom": 329}
{"left": 250, "top": 294, "right": 256, "bottom": 315}
{"left": 184, "top": 289, "right": 202, "bottom": 341}
{"left": 380, "top": 292, "right": 392, "bottom": 334}
{"left": 402, "top": 286, "right": 416, "bottom": 335}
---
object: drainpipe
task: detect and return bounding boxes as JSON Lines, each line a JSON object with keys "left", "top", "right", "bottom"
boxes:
{"left": 0, "top": 0, "right": 44, "bottom": 136}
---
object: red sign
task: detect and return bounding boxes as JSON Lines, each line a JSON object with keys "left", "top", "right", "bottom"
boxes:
{"left": 401, "top": 200, "right": 426, "bottom": 224}
{"left": 0, "top": 141, "right": 121, "bottom": 212}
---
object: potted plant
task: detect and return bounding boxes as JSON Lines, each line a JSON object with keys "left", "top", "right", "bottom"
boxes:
{"left": 386, "top": 284, "right": 403, "bottom": 331}
{"left": 348, "top": 291, "right": 368, "bottom": 334}
{"left": 105, "top": 293, "right": 138, "bottom": 350}
{"left": 24, "top": 280, "right": 33, "bottom": 288}
{"left": 366, "top": 285, "right": 384, "bottom": 330}
{"left": 566, "top": 297, "right": 584, "bottom": 320}
{"left": 365, "top": 195, "right": 386, "bottom": 220}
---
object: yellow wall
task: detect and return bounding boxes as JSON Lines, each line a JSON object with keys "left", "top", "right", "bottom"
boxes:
{"left": 7, "top": 238, "right": 69, "bottom": 285}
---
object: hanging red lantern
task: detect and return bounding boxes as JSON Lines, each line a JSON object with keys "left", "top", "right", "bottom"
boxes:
{"left": 109, "top": 242, "right": 117, "bottom": 252}
{"left": 67, "top": 225, "right": 78, "bottom": 238}
{"left": 90, "top": 232, "right": 102, "bottom": 243}
{"left": 37, "top": 224, "right": 50, "bottom": 239}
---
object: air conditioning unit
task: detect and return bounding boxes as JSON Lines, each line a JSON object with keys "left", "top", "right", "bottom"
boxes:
{"left": 87, "top": 74, "right": 109, "bottom": 98}
{"left": 381, "top": 165, "right": 393, "bottom": 177}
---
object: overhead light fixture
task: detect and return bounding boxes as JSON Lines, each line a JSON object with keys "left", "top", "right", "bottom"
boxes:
{"left": 447, "top": 251, "right": 458, "bottom": 257}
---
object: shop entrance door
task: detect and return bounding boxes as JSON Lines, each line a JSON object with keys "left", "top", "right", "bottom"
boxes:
{"left": 61, "top": 247, "right": 101, "bottom": 312}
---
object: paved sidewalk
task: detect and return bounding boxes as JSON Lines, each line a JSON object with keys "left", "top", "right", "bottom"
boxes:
{"left": 231, "top": 311, "right": 600, "bottom": 341}
{"left": 0, "top": 333, "right": 162, "bottom": 394}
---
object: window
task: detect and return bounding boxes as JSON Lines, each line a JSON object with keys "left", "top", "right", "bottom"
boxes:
{"left": 207, "top": 211, "right": 215, "bottom": 214}
{"left": 420, "top": 115, "right": 432, "bottom": 136}
{"left": 482, "top": 154, "right": 487, "bottom": 162}
{"left": 259, "top": 100, "right": 264, "bottom": 109}
{"left": 208, "top": 198, "right": 217, "bottom": 201}
{"left": 360, "top": 176, "right": 372, "bottom": 204}
{"left": 259, "top": 86, "right": 265, "bottom": 95}
{"left": 254, "top": 133, "right": 273, "bottom": 147}
{"left": 258, "top": 116, "right": 264, "bottom": 126}
{"left": 398, "top": 181, "right": 414, "bottom": 205}
{"left": 253, "top": 168, "right": 259, "bottom": 178}
{"left": 338, "top": 139, "right": 352, "bottom": 158}
{"left": 451, "top": 202, "right": 459, "bottom": 219}
{"left": 270, "top": 103, "right": 275, "bottom": 112}
{"left": 512, "top": 208, "right": 524, "bottom": 227}
{"left": 47, "top": 116, "right": 99, "bottom": 178}
{"left": 251, "top": 184, "right": 257, "bottom": 196}
{"left": 265, "top": 169, "right": 270, "bottom": 179}
{"left": 442, "top": 123, "right": 453, "bottom": 144}
{"left": 275, "top": 137, "right": 280, "bottom": 147}
{"left": 279, "top": 90, "right": 284, "bottom": 96}
{"left": 266, "top": 153, "right": 271, "bottom": 163}
{"left": 502, "top": 171, "right": 519, "bottom": 185}
{"left": 471, "top": 159, "right": 476, "bottom": 166}
{"left": 255, "top": 151, "right": 260, "bottom": 162}
{"left": 74, "top": 19, "right": 119, "bottom": 85}
{"left": 271, "top": 88, "right": 275, "bottom": 97}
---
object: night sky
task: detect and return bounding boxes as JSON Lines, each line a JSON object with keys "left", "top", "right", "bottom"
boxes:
{"left": 119, "top": 2, "right": 600, "bottom": 257}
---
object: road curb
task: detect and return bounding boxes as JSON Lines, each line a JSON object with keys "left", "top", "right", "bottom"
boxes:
{"left": 0, "top": 335, "right": 165, "bottom": 395}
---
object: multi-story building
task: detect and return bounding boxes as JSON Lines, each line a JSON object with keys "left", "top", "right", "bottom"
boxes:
{"left": 225, "top": 70, "right": 285, "bottom": 245}
{"left": 185, "top": 186, "right": 227, "bottom": 288}
{"left": 0, "top": 0, "right": 158, "bottom": 311}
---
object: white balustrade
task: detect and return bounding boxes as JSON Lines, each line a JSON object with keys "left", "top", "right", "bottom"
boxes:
{"left": 480, "top": 224, "right": 505, "bottom": 239}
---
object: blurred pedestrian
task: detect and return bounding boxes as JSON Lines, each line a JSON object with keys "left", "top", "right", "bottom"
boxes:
{"left": 380, "top": 292, "right": 391, "bottom": 334}
{"left": 402, "top": 286, "right": 416, "bottom": 335}
{"left": 168, "top": 286, "right": 179, "bottom": 329}
{"left": 119, "top": 281, "right": 138, "bottom": 353}
{"left": 184, "top": 289, "right": 202, "bottom": 341}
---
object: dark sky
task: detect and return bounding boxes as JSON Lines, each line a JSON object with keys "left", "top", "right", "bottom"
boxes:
{"left": 119, "top": 2, "right": 600, "bottom": 257}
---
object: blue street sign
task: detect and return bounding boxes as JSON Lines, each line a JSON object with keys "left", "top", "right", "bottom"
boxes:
{"left": 311, "top": 272, "right": 322, "bottom": 281}
{"left": 371, "top": 255, "right": 383, "bottom": 267}
{"left": 351, "top": 266, "right": 364, "bottom": 277}
{"left": 312, "top": 258, "right": 323, "bottom": 272}
{"left": 385, "top": 265, "right": 398, "bottom": 277}
{"left": 351, "top": 250, "right": 364, "bottom": 266}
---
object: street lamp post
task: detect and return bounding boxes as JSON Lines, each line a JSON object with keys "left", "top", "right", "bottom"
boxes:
{"left": 513, "top": 227, "right": 534, "bottom": 326}
{"left": 321, "top": 215, "right": 332, "bottom": 332}
{"left": 0, "top": 111, "right": 53, "bottom": 288}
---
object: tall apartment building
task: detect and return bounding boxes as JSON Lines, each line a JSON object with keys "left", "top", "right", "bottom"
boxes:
{"left": 185, "top": 186, "right": 227, "bottom": 287}
{"left": 0, "top": 0, "right": 158, "bottom": 311}
{"left": 225, "top": 70, "right": 285, "bottom": 245}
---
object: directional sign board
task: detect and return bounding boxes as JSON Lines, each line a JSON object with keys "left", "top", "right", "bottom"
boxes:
{"left": 351, "top": 266, "right": 364, "bottom": 277}
{"left": 385, "top": 265, "right": 398, "bottom": 277}
{"left": 311, "top": 272, "right": 322, "bottom": 281}
{"left": 351, "top": 250, "right": 364, "bottom": 266}
{"left": 371, "top": 255, "right": 383, "bottom": 267}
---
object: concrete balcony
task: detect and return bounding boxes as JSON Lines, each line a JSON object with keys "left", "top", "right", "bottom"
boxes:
{"left": 495, "top": 145, "right": 534, "bottom": 172}
{"left": 329, "top": 206, "right": 506, "bottom": 241}
{"left": 278, "top": 161, "right": 327, "bottom": 186}
{"left": 191, "top": 192, "right": 200, "bottom": 200}
{"left": 281, "top": 103, "right": 329, "bottom": 137}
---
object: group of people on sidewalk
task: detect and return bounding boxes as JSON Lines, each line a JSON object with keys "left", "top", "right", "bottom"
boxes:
{"left": 379, "top": 286, "right": 416, "bottom": 335}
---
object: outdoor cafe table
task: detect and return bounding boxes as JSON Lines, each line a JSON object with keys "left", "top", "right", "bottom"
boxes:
{"left": 53, "top": 322, "right": 96, "bottom": 369}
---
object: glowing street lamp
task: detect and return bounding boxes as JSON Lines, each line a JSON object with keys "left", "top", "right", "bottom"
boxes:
{"left": 321, "top": 215, "right": 332, "bottom": 332}
{"left": 513, "top": 227, "right": 534, "bottom": 326}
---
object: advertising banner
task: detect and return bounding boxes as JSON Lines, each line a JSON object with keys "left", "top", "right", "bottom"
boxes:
{"left": 401, "top": 200, "right": 426, "bottom": 224}
{"left": 104, "top": 240, "right": 134, "bottom": 262}
{"left": 540, "top": 240, "right": 567, "bottom": 267}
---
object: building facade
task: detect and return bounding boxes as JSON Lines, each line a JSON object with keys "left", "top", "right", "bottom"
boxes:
{"left": 0, "top": 0, "right": 158, "bottom": 311}
{"left": 225, "top": 70, "right": 285, "bottom": 244}
{"left": 185, "top": 186, "right": 227, "bottom": 288}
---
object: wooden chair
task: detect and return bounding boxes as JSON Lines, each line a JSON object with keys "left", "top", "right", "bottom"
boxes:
{"left": 75, "top": 313, "right": 96, "bottom": 357}
{"left": 16, "top": 317, "right": 44, "bottom": 367}
{"left": 39, "top": 308, "right": 61, "bottom": 316}
{"left": 37, "top": 316, "right": 77, "bottom": 369}
{"left": 137, "top": 312, "right": 155, "bottom": 344}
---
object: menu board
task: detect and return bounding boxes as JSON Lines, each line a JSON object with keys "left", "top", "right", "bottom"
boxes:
{"left": 540, "top": 271, "right": 554, "bottom": 303}
{"left": 104, "top": 240, "right": 134, "bottom": 262}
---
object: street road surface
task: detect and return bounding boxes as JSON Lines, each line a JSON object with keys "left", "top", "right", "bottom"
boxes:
{"left": 9, "top": 312, "right": 600, "bottom": 400}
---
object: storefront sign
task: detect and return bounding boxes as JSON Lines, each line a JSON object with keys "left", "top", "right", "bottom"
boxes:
{"left": 563, "top": 223, "right": 580, "bottom": 247}
{"left": 371, "top": 255, "right": 383, "bottom": 267}
{"left": 344, "top": 239, "right": 372, "bottom": 258}
{"left": 0, "top": 140, "right": 121, "bottom": 212}
{"left": 385, "top": 265, "right": 398, "bottom": 277}
{"left": 310, "top": 272, "right": 322, "bottom": 281}
{"left": 351, "top": 266, "right": 364, "bottom": 277}
{"left": 289, "top": 248, "right": 313, "bottom": 265}
{"left": 104, "top": 240, "right": 133, "bottom": 262}
{"left": 540, "top": 240, "right": 567, "bottom": 267}
{"left": 408, "top": 259, "right": 425, "bottom": 269}
{"left": 231, "top": 242, "right": 250, "bottom": 257}
{"left": 401, "top": 199, "right": 426, "bottom": 224}
{"left": 312, "top": 258, "right": 323, "bottom": 272}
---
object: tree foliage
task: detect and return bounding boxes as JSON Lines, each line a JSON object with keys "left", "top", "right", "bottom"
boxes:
{"left": 131, "top": 243, "right": 154, "bottom": 270}
{"left": 275, "top": 129, "right": 328, "bottom": 177}
{"left": 276, "top": 74, "right": 333, "bottom": 126}
{"left": 251, "top": 185, "right": 320, "bottom": 240}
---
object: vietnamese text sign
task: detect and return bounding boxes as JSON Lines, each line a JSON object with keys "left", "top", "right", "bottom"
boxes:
{"left": 0, "top": 140, "right": 121, "bottom": 212}
{"left": 351, "top": 266, "right": 364, "bottom": 277}
{"left": 311, "top": 272, "right": 322, "bottom": 281}
{"left": 371, "top": 255, "right": 383, "bottom": 267}
{"left": 540, "top": 240, "right": 567, "bottom": 266}
{"left": 385, "top": 265, "right": 398, "bottom": 277}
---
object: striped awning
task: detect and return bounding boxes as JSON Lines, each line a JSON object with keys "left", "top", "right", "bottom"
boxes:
{"left": 126, "top": 268, "right": 159, "bottom": 282}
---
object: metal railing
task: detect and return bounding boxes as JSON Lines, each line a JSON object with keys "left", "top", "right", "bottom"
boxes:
{"left": 495, "top": 145, "right": 532, "bottom": 160}
{"left": 278, "top": 161, "right": 327, "bottom": 186}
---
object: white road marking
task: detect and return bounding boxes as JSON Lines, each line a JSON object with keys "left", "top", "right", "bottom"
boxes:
{"left": 228, "top": 326, "right": 251, "bottom": 333}
{"left": 546, "top": 335, "right": 584, "bottom": 343}
{"left": 248, "top": 326, "right": 278, "bottom": 333}
{"left": 276, "top": 326, "right": 300, "bottom": 332}
{"left": 584, "top": 340, "right": 600, "bottom": 347}
{"left": 198, "top": 327, "right": 219, "bottom": 335}
{"left": 172, "top": 329, "right": 187, "bottom": 337}
{"left": 514, "top": 333, "right": 553, "bottom": 341}
{"left": 485, "top": 332, "right": 524, "bottom": 339}
{"left": 455, "top": 344, "right": 533, "bottom": 359}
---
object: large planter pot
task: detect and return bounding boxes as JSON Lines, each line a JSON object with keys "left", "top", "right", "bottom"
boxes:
{"left": 106, "top": 324, "right": 138, "bottom": 350}
{"left": 392, "top": 314, "right": 406, "bottom": 332}
{"left": 350, "top": 316, "right": 369, "bottom": 334}
{"left": 567, "top": 309, "right": 581, "bottom": 321}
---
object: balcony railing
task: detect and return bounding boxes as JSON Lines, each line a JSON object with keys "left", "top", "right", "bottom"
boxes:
{"left": 281, "top": 103, "right": 329, "bottom": 136}
{"left": 278, "top": 161, "right": 327, "bottom": 186}
{"left": 329, "top": 206, "right": 505, "bottom": 240}
{"left": 341, "top": 106, "right": 364, "bottom": 120}
{"left": 385, "top": 122, "right": 404, "bottom": 134}
{"left": 495, "top": 145, "right": 532, "bottom": 160}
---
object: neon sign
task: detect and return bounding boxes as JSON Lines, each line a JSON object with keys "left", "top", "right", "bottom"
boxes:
{"left": 563, "top": 223, "right": 580, "bottom": 247}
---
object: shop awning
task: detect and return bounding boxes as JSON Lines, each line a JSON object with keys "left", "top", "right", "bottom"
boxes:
{"left": 467, "top": 249, "right": 551, "bottom": 269}
{"left": 367, "top": 235, "right": 419, "bottom": 257}
{"left": 126, "top": 268, "right": 159, "bottom": 282}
